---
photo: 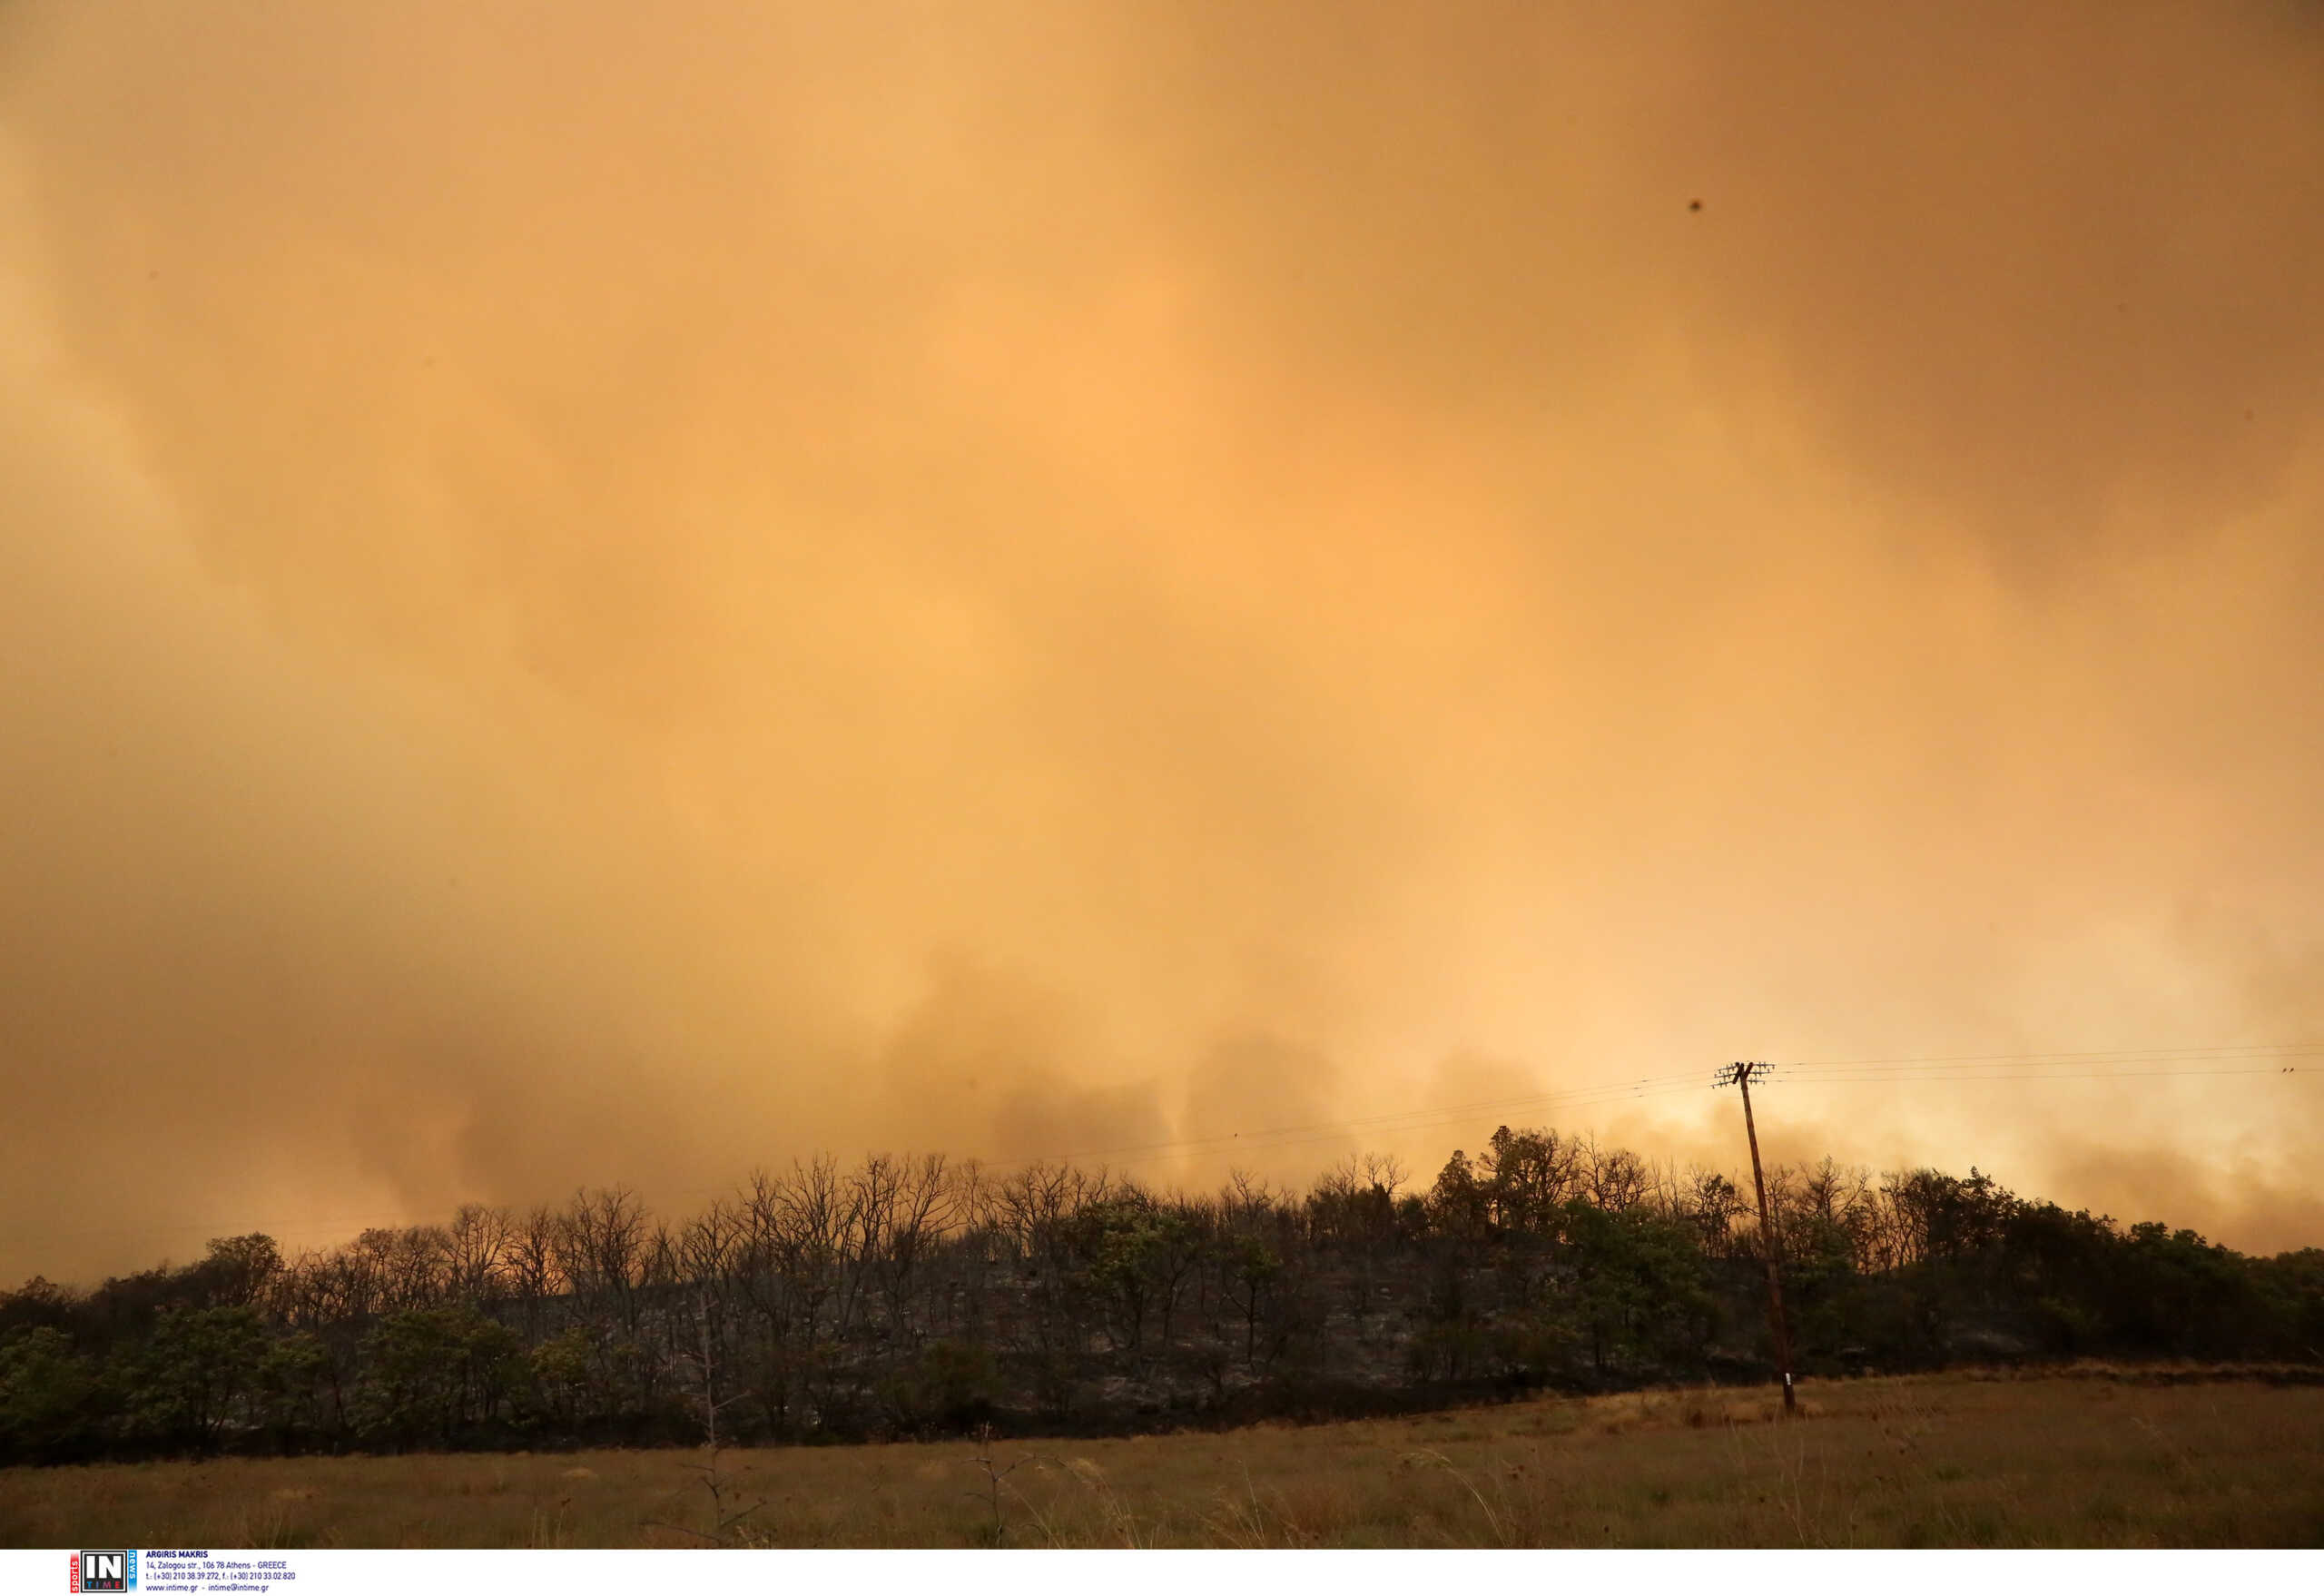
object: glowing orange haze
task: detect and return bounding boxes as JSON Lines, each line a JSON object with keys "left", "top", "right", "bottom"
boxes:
{"left": 2, "top": 2, "right": 2319, "bottom": 1283}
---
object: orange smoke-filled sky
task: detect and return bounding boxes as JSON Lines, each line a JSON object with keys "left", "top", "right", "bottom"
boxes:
{"left": 2, "top": 1, "right": 2320, "bottom": 1282}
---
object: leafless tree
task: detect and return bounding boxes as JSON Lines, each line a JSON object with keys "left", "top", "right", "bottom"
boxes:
{"left": 439, "top": 1204, "right": 514, "bottom": 1305}
{"left": 507, "top": 1205, "right": 564, "bottom": 1339}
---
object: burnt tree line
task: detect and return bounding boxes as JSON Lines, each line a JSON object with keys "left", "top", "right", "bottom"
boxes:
{"left": 3, "top": 1128, "right": 2319, "bottom": 1462}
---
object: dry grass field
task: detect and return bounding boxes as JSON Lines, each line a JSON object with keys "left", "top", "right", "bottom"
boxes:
{"left": 5, "top": 1367, "right": 2321, "bottom": 1549}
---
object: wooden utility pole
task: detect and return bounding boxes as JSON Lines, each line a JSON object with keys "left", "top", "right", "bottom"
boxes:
{"left": 1722, "top": 1059, "right": 1797, "bottom": 1414}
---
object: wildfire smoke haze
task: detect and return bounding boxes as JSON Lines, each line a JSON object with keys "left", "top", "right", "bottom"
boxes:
{"left": 2, "top": 1, "right": 2320, "bottom": 1282}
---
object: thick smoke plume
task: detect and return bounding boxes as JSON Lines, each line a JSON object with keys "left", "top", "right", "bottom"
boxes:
{"left": 2, "top": 1, "right": 2319, "bottom": 1280}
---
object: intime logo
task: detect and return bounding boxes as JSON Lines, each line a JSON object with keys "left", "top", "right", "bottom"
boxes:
{"left": 70, "top": 1551, "right": 135, "bottom": 1592}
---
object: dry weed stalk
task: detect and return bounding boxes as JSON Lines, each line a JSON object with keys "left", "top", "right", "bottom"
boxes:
{"left": 1402, "top": 1447, "right": 1512, "bottom": 1546}
{"left": 1202, "top": 1460, "right": 1309, "bottom": 1548}
{"left": 1056, "top": 1456, "right": 1152, "bottom": 1548}
{"left": 963, "top": 1423, "right": 1039, "bottom": 1546}
{"left": 645, "top": 1298, "right": 769, "bottom": 1546}
{"left": 529, "top": 1495, "right": 574, "bottom": 1549}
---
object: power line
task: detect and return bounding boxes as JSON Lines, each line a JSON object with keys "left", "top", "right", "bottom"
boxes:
{"left": 1779, "top": 1043, "right": 2324, "bottom": 1068}
{"left": 972, "top": 1070, "right": 1713, "bottom": 1179}
{"left": 1785, "top": 1065, "right": 2299, "bottom": 1086}
{"left": 0, "top": 1072, "right": 1712, "bottom": 1255}
{"left": 4, "top": 1046, "right": 2310, "bottom": 1264}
